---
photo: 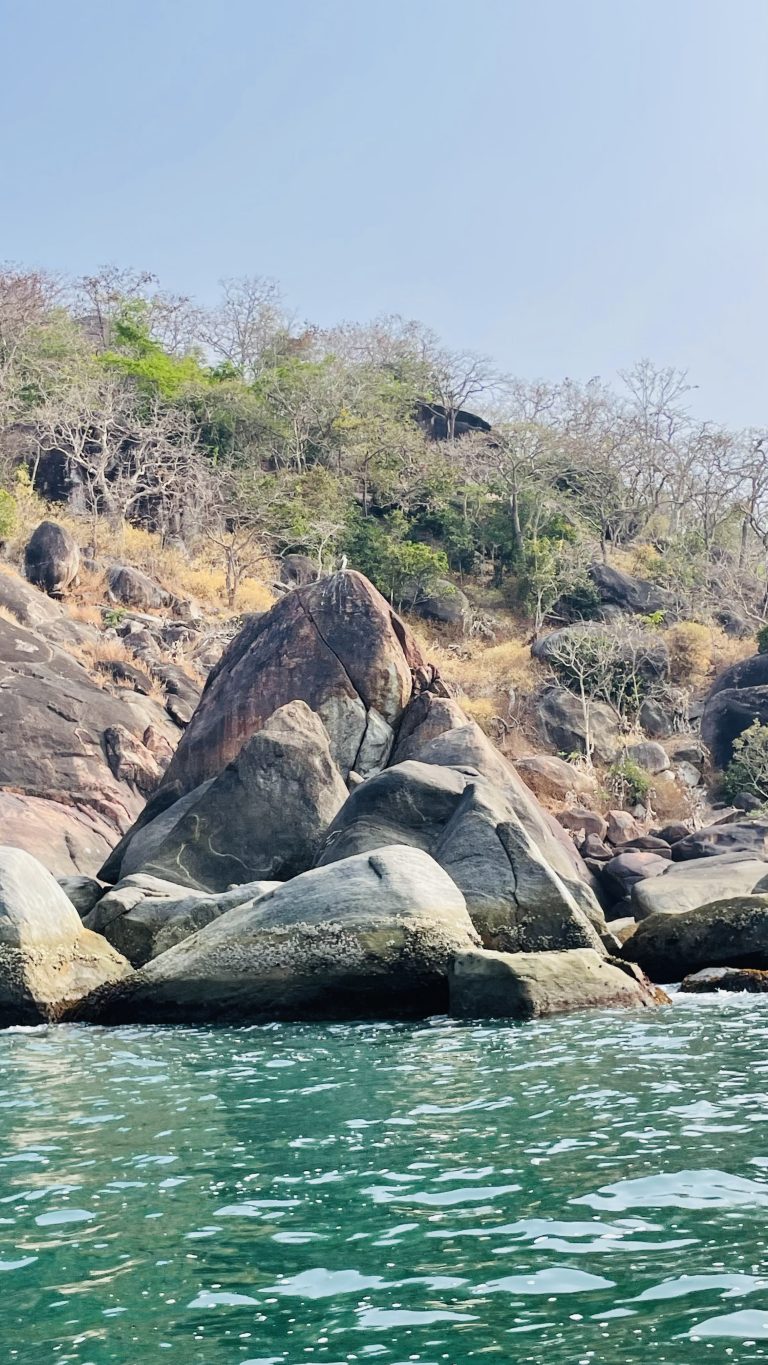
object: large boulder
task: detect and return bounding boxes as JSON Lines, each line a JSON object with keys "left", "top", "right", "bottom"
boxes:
{"left": 317, "top": 760, "right": 604, "bottom": 955}
{"left": 701, "top": 685, "right": 768, "bottom": 769}
{"left": 533, "top": 621, "right": 669, "bottom": 683}
{"left": 601, "top": 851, "right": 669, "bottom": 902}
{"left": 0, "top": 846, "right": 130, "bottom": 1024}
{"left": 588, "top": 562, "right": 676, "bottom": 617}
{"left": 672, "top": 819, "right": 768, "bottom": 861}
{"left": 84, "top": 873, "right": 281, "bottom": 966}
{"left": 410, "top": 579, "right": 470, "bottom": 627}
{"left": 398, "top": 719, "right": 605, "bottom": 926}
{"left": 126, "top": 702, "right": 348, "bottom": 892}
{"left": 625, "top": 741, "right": 670, "bottom": 774}
{"left": 106, "top": 563, "right": 172, "bottom": 611}
{"left": 0, "top": 615, "right": 178, "bottom": 876}
{"left": 159, "top": 571, "right": 427, "bottom": 792}
{"left": 536, "top": 685, "right": 621, "bottom": 764}
{"left": 23, "top": 521, "right": 80, "bottom": 597}
{"left": 449, "top": 948, "right": 664, "bottom": 1019}
{"left": 631, "top": 852, "right": 768, "bottom": 919}
{"left": 680, "top": 965, "right": 768, "bottom": 993}
{"left": 515, "top": 754, "right": 596, "bottom": 803}
{"left": 623, "top": 894, "right": 768, "bottom": 982}
{"left": 76, "top": 847, "right": 480, "bottom": 1023}
{"left": 390, "top": 694, "right": 468, "bottom": 765}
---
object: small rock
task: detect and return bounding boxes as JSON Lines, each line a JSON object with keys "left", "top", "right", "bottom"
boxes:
{"left": 625, "top": 741, "right": 670, "bottom": 774}
{"left": 675, "top": 761, "right": 701, "bottom": 788}
{"left": 580, "top": 833, "right": 612, "bottom": 861}
{"left": 558, "top": 809, "right": 608, "bottom": 841}
{"left": 606, "top": 810, "right": 642, "bottom": 846}
{"left": 680, "top": 965, "right": 768, "bottom": 993}
{"left": 655, "top": 822, "right": 690, "bottom": 844}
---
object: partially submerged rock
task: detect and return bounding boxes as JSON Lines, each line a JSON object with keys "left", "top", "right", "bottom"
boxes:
{"left": 680, "top": 966, "right": 768, "bottom": 994}
{"left": 0, "top": 846, "right": 130, "bottom": 1024}
{"left": 76, "top": 847, "right": 480, "bottom": 1023}
{"left": 449, "top": 947, "right": 665, "bottom": 1019}
{"left": 623, "top": 894, "right": 768, "bottom": 982}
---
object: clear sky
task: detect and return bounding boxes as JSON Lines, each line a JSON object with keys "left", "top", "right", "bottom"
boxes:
{"left": 1, "top": 0, "right": 766, "bottom": 427}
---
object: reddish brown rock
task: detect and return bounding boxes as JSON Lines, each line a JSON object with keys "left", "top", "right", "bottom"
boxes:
{"left": 161, "top": 571, "right": 427, "bottom": 792}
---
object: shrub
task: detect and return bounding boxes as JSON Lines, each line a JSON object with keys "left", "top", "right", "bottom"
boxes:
{"left": 664, "top": 621, "right": 712, "bottom": 685}
{"left": 756, "top": 625, "right": 768, "bottom": 656}
{"left": 723, "top": 720, "right": 768, "bottom": 805}
{"left": 0, "top": 490, "right": 17, "bottom": 543}
{"left": 608, "top": 757, "right": 652, "bottom": 808}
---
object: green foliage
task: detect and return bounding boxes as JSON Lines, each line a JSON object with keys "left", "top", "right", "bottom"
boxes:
{"left": 756, "top": 625, "right": 768, "bottom": 655}
{"left": 343, "top": 512, "right": 448, "bottom": 609}
{"left": 103, "top": 607, "right": 126, "bottom": 629}
{"left": 0, "top": 489, "right": 16, "bottom": 541}
{"left": 640, "top": 610, "right": 666, "bottom": 629}
{"left": 723, "top": 720, "right": 768, "bottom": 805}
{"left": 100, "top": 303, "right": 209, "bottom": 399}
{"left": 608, "top": 757, "right": 652, "bottom": 808}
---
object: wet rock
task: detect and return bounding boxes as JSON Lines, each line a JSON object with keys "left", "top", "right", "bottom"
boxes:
{"left": 623, "top": 893, "right": 768, "bottom": 982}
{"left": 76, "top": 847, "right": 480, "bottom": 1023}
{"left": 680, "top": 965, "right": 768, "bottom": 993}
{"left": 449, "top": 947, "right": 665, "bottom": 1019}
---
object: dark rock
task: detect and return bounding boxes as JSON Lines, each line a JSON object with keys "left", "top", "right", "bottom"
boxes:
{"left": 449, "top": 947, "right": 664, "bottom": 1019}
{"left": 57, "top": 875, "right": 104, "bottom": 917}
{"left": 714, "top": 610, "right": 751, "bottom": 639}
{"left": 580, "top": 834, "right": 612, "bottom": 860}
{"left": 623, "top": 893, "right": 768, "bottom": 982}
{"left": 601, "top": 851, "right": 669, "bottom": 902}
{"left": 536, "top": 685, "right": 621, "bottom": 764}
{"left": 588, "top": 562, "right": 676, "bottom": 616}
{"left": 95, "top": 658, "right": 155, "bottom": 694}
{"left": 165, "top": 695, "right": 194, "bottom": 728}
{"left": 669, "top": 741, "right": 706, "bottom": 766}
{"left": 619, "top": 835, "right": 672, "bottom": 855}
{"left": 606, "top": 810, "right": 642, "bottom": 846}
{"left": 160, "top": 571, "right": 426, "bottom": 791}
{"left": 410, "top": 579, "right": 470, "bottom": 627}
{"left": 75, "top": 847, "right": 480, "bottom": 1023}
{"left": 639, "top": 698, "right": 674, "bottom": 739}
{"left": 133, "top": 702, "right": 348, "bottom": 892}
{"left": 280, "top": 554, "right": 318, "bottom": 587}
{"left": 104, "top": 725, "right": 164, "bottom": 797}
{"left": 701, "top": 685, "right": 768, "bottom": 769}
{"left": 672, "top": 819, "right": 768, "bottom": 861}
{"left": 655, "top": 822, "right": 690, "bottom": 844}
{"left": 24, "top": 521, "right": 80, "bottom": 597}
{"left": 107, "top": 563, "right": 171, "bottom": 611}
{"left": 680, "top": 965, "right": 768, "bottom": 993}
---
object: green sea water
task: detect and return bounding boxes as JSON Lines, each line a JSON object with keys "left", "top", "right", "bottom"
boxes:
{"left": 2, "top": 1001, "right": 768, "bottom": 1364}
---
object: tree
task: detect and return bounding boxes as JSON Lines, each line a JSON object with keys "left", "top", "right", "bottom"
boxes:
{"left": 200, "top": 275, "right": 293, "bottom": 380}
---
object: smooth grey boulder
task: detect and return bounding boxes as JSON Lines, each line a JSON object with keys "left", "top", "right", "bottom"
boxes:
{"left": 601, "top": 851, "right": 669, "bottom": 902}
{"left": 394, "top": 719, "right": 605, "bottom": 928}
{"left": 107, "top": 563, "right": 172, "bottom": 611}
{"left": 639, "top": 698, "right": 674, "bottom": 739}
{"left": 0, "top": 846, "right": 130, "bottom": 1024}
{"left": 84, "top": 873, "right": 281, "bottom": 966}
{"left": 625, "top": 741, "right": 670, "bottom": 774}
{"left": 317, "top": 760, "right": 604, "bottom": 955}
{"left": 631, "top": 852, "right": 768, "bottom": 919}
{"left": 536, "top": 685, "right": 621, "bottom": 764}
{"left": 588, "top": 562, "right": 676, "bottom": 617}
{"left": 672, "top": 819, "right": 768, "bottom": 862}
{"left": 129, "top": 702, "right": 348, "bottom": 892}
{"left": 57, "top": 876, "right": 104, "bottom": 917}
{"left": 76, "top": 847, "right": 480, "bottom": 1023}
{"left": 623, "top": 894, "right": 768, "bottom": 983}
{"left": 449, "top": 947, "right": 665, "bottom": 1019}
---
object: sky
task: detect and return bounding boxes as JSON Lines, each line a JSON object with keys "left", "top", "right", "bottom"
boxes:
{"left": 1, "top": 0, "right": 766, "bottom": 427}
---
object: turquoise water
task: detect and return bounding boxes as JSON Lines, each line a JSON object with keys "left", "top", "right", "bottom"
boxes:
{"left": 3, "top": 1005, "right": 768, "bottom": 1363}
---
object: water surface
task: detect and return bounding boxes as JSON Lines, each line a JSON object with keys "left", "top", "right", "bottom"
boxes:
{"left": 2, "top": 1000, "right": 768, "bottom": 1362}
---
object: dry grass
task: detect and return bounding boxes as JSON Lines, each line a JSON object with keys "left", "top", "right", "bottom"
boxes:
{"left": 664, "top": 620, "right": 754, "bottom": 688}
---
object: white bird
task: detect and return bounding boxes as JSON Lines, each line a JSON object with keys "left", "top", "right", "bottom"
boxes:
{"left": 340, "top": 554, "right": 348, "bottom": 571}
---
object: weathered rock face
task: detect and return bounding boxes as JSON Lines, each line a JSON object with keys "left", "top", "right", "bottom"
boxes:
{"left": 536, "top": 686, "right": 621, "bottom": 764}
{"left": 84, "top": 874, "right": 282, "bottom": 966}
{"left": 601, "top": 851, "right": 669, "bottom": 902}
{"left": 317, "top": 760, "right": 604, "bottom": 955}
{"left": 639, "top": 697, "right": 674, "bottom": 739}
{"left": 76, "top": 847, "right": 480, "bottom": 1023}
{"left": 107, "top": 563, "right": 172, "bottom": 611}
{"left": 160, "top": 571, "right": 426, "bottom": 792}
{"left": 24, "top": 521, "right": 80, "bottom": 597}
{"left": 702, "top": 685, "right": 768, "bottom": 769}
{"left": 390, "top": 694, "right": 468, "bottom": 765}
{"left": 672, "top": 820, "right": 768, "bottom": 861}
{"left": 625, "top": 741, "right": 670, "bottom": 774}
{"left": 623, "top": 894, "right": 768, "bottom": 982}
{"left": 400, "top": 720, "right": 605, "bottom": 927}
{"left": 631, "top": 852, "right": 768, "bottom": 919}
{"left": 449, "top": 947, "right": 665, "bottom": 1019}
{"left": 279, "top": 554, "right": 318, "bottom": 587}
{"left": 0, "top": 614, "right": 178, "bottom": 876}
{"left": 58, "top": 876, "right": 104, "bottom": 917}
{"left": 0, "top": 846, "right": 130, "bottom": 1024}
{"left": 589, "top": 562, "right": 677, "bottom": 617}
{"left": 515, "top": 755, "right": 596, "bottom": 803}
{"left": 128, "top": 702, "right": 348, "bottom": 892}
{"left": 680, "top": 965, "right": 768, "bottom": 993}
{"left": 410, "top": 579, "right": 470, "bottom": 627}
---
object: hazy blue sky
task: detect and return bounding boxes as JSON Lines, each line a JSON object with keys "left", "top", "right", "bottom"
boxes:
{"left": 1, "top": 0, "right": 766, "bottom": 426}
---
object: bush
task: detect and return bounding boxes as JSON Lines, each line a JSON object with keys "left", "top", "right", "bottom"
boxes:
{"left": 664, "top": 621, "right": 712, "bottom": 685}
{"left": 756, "top": 625, "right": 768, "bottom": 656}
{"left": 723, "top": 720, "right": 768, "bottom": 805}
{"left": 608, "top": 757, "right": 652, "bottom": 808}
{"left": 0, "top": 490, "right": 17, "bottom": 542}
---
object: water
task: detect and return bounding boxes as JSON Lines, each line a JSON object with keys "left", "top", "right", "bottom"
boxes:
{"left": 2, "top": 1003, "right": 768, "bottom": 1364}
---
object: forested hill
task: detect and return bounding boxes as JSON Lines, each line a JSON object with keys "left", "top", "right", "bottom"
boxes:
{"left": 1, "top": 263, "right": 766, "bottom": 630}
